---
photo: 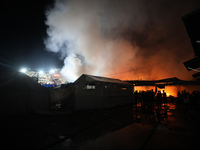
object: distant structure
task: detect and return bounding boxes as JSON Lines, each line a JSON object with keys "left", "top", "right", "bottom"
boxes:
{"left": 20, "top": 68, "right": 64, "bottom": 85}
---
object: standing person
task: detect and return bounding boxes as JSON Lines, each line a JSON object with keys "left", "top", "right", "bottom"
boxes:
{"left": 156, "top": 91, "right": 162, "bottom": 108}
{"left": 177, "top": 91, "right": 181, "bottom": 103}
{"left": 134, "top": 90, "right": 139, "bottom": 105}
{"left": 162, "top": 90, "right": 167, "bottom": 104}
{"left": 139, "top": 91, "right": 142, "bottom": 104}
{"left": 183, "top": 90, "right": 188, "bottom": 104}
{"left": 149, "top": 89, "right": 155, "bottom": 108}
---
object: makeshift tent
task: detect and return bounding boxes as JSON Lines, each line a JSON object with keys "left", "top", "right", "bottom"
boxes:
{"left": 50, "top": 83, "right": 75, "bottom": 111}
{"left": 0, "top": 71, "right": 50, "bottom": 115}
{"left": 73, "top": 74, "right": 133, "bottom": 110}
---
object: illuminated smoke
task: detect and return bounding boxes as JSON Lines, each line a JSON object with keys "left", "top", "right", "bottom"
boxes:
{"left": 44, "top": 0, "right": 200, "bottom": 82}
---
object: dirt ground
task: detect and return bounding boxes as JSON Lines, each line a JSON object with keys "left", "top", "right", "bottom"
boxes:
{"left": 0, "top": 105, "right": 134, "bottom": 149}
{"left": 1, "top": 101, "right": 200, "bottom": 150}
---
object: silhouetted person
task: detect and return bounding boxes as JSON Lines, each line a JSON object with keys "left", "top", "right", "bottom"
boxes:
{"left": 177, "top": 91, "right": 181, "bottom": 103}
{"left": 192, "top": 90, "right": 197, "bottom": 109}
{"left": 149, "top": 89, "right": 155, "bottom": 108}
{"left": 183, "top": 90, "right": 188, "bottom": 104}
{"left": 162, "top": 90, "right": 166, "bottom": 104}
{"left": 156, "top": 91, "right": 162, "bottom": 108}
{"left": 142, "top": 91, "right": 148, "bottom": 108}
{"left": 134, "top": 90, "right": 139, "bottom": 105}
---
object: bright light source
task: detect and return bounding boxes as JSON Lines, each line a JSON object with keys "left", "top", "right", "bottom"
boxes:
{"left": 49, "top": 69, "right": 55, "bottom": 74}
{"left": 39, "top": 70, "right": 44, "bottom": 74}
{"left": 20, "top": 68, "right": 27, "bottom": 73}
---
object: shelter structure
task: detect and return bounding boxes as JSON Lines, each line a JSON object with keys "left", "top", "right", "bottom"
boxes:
{"left": 0, "top": 71, "right": 50, "bottom": 115}
{"left": 128, "top": 77, "right": 200, "bottom": 87}
{"left": 72, "top": 74, "right": 133, "bottom": 110}
{"left": 127, "top": 77, "right": 200, "bottom": 96}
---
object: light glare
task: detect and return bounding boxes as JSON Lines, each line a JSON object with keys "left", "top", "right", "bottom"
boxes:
{"left": 20, "top": 68, "right": 27, "bottom": 73}
{"left": 50, "top": 69, "right": 55, "bottom": 74}
{"left": 39, "top": 70, "right": 44, "bottom": 74}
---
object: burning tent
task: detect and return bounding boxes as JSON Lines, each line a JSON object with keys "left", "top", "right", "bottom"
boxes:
{"left": 128, "top": 77, "right": 200, "bottom": 97}
{"left": 0, "top": 71, "right": 50, "bottom": 115}
{"left": 72, "top": 74, "right": 133, "bottom": 110}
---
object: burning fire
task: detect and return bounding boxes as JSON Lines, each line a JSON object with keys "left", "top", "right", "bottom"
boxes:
{"left": 134, "top": 85, "right": 200, "bottom": 97}
{"left": 161, "top": 89, "right": 174, "bottom": 97}
{"left": 164, "top": 87, "right": 177, "bottom": 97}
{"left": 134, "top": 86, "right": 177, "bottom": 97}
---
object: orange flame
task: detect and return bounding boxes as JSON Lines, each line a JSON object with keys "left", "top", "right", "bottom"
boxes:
{"left": 134, "top": 85, "right": 200, "bottom": 97}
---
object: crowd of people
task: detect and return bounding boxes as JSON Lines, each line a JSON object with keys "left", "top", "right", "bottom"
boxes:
{"left": 177, "top": 90, "right": 200, "bottom": 106}
{"left": 134, "top": 90, "right": 167, "bottom": 106}
{"left": 134, "top": 89, "right": 200, "bottom": 107}
{"left": 133, "top": 89, "right": 200, "bottom": 124}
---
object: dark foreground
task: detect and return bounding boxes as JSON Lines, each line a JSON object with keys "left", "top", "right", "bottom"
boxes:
{"left": 1, "top": 101, "right": 200, "bottom": 150}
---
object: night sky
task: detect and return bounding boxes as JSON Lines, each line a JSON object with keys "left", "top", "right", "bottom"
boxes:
{"left": 0, "top": 0, "right": 62, "bottom": 70}
{"left": 0, "top": 0, "right": 200, "bottom": 81}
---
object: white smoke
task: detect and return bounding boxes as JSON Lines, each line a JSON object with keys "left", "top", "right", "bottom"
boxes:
{"left": 44, "top": 0, "right": 200, "bottom": 82}
{"left": 44, "top": 0, "right": 138, "bottom": 81}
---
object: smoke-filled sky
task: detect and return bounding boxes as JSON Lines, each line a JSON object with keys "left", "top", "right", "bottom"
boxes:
{"left": 44, "top": 0, "right": 200, "bottom": 81}
{"left": 0, "top": 0, "right": 199, "bottom": 82}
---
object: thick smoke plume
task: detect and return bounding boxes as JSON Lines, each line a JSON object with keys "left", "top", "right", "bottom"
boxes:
{"left": 45, "top": 0, "right": 200, "bottom": 82}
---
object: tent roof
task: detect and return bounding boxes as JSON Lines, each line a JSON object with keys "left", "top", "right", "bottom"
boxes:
{"left": 127, "top": 77, "right": 200, "bottom": 86}
{"left": 74, "top": 74, "right": 131, "bottom": 85}
{"left": 157, "top": 77, "right": 182, "bottom": 82}
{"left": 0, "top": 71, "right": 48, "bottom": 92}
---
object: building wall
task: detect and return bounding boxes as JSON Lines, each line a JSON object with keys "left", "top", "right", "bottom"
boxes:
{"left": 74, "top": 82, "right": 133, "bottom": 110}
